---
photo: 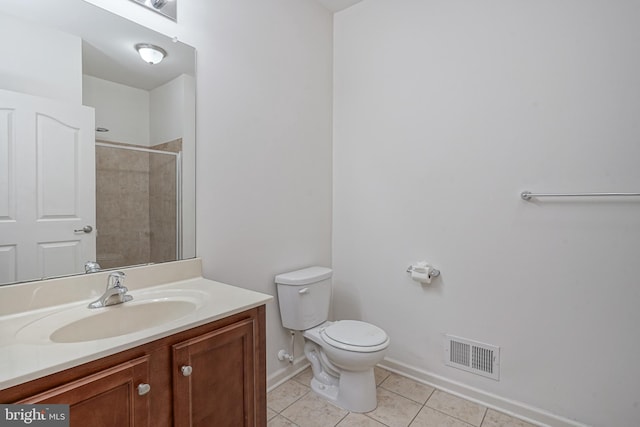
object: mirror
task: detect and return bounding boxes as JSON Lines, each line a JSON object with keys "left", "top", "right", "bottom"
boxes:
{"left": 0, "top": 0, "right": 196, "bottom": 285}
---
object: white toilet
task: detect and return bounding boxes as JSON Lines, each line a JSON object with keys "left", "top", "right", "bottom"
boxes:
{"left": 275, "top": 266, "right": 390, "bottom": 413}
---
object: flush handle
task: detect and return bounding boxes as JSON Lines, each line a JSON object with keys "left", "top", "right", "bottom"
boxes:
{"left": 298, "top": 288, "right": 309, "bottom": 295}
{"left": 137, "top": 383, "right": 151, "bottom": 396}
{"left": 181, "top": 365, "right": 193, "bottom": 376}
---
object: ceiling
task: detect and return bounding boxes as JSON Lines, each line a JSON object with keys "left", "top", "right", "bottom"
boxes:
{"left": 0, "top": 0, "right": 194, "bottom": 91}
{"left": 0, "top": 0, "right": 360, "bottom": 91}
{"left": 315, "top": 0, "right": 364, "bottom": 13}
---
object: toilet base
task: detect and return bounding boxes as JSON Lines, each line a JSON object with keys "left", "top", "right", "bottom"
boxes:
{"left": 310, "top": 376, "right": 340, "bottom": 406}
{"left": 309, "top": 367, "right": 377, "bottom": 413}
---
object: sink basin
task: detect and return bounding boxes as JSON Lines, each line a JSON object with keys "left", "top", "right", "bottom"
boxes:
{"left": 51, "top": 300, "right": 197, "bottom": 343}
{"left": 16, "top": 289, "right": 207, "bottom": 343}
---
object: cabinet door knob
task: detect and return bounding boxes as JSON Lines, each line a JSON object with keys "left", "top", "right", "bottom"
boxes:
{"left": 181, "top": 365, "right": 193, "bottom": 376}
{"left": 137, "top": 383, "right": 151, "bottom": 396}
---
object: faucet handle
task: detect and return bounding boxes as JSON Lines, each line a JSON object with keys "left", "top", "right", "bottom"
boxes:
{"left": 84, "top": 261, "right": 101, "bottom": 273}
{"left": 107, "top": 271, "right": 126, "bottom": 289}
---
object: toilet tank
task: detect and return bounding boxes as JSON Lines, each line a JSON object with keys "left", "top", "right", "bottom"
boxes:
{"left": 275, "top": 266, "right": 332, "bottom": 330}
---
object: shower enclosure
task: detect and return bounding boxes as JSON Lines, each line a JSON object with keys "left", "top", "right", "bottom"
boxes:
{"left": 95, "top": 140, "right": 182, "bottom": 269}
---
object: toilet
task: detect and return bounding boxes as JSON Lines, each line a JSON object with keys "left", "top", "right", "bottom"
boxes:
{"left": 275, "top": 266, "right": 390, "bottom": 413}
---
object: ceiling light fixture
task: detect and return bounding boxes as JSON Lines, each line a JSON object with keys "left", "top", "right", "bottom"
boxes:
{"left": 135, "top": 43, "right": 167, "bottom": 65}
{"left": 151, "top": 0, "right": 168, "bottom": 9}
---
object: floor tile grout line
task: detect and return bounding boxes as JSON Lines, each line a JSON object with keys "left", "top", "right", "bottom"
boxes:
{"left": 404, "top": 387, "right": 437, "bottom": 427}
{"left": 375, "top": 385, "right": 430, "bottom": 408}
{"left": 332, "top": 411, "right": 349, "bottom": 427}
{"left": 478, "top": 406, "right": 488, "bottom": 427}
{"left": 378, "top": 383, "right": 435, "bottom": 406}
{"left": 278, "top": 412, "right": 301, "bottom": 427}
{"left": 422, "top": 403, "right": 483, "bottom": 427}
{"left": 406, "top": 406, "right": 423, "bottom": 427}
{"left": 268, "top": 385, "right": 311, "bottom": 415}
{"left": 393, "top": 386, "right": 482, "bottom": 427}
{"left": 358, "top": 411, "right": 395, "bottom": 427}
{"left": 292, "top": 376, "right": 311, "bottom": 388}
{"left": 366, "top": 386, "right": 427, "bottom": 427}
{"left": 364, "top": 413, "right": 393, "bottom": 427}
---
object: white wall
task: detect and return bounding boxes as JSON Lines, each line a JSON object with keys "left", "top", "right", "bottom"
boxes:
{"left": 178, "top": 74, "right": 196, "bottom": 260}
{"left": 149, "top": 73, "right": 197, "bottom": 259}
{"left": 0, "top": 13, "right": 81, "bottom": 104}
{"left": 190, "top": 0, "right": 333, "bottom": 380}
{"left": 333, "top": 1, "right": 640, "bottom": 427}
{"left": 82, "top": 75, "right": 150, "bottom": 145}
{"left": 150, "top": 75, "right": 187, "bottom": 145}
{"left": 84, "top": 0, "right": 333, "bottom": 380}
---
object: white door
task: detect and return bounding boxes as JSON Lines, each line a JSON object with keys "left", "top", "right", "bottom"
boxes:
{"left": 0, "top": 89, "right": 95, "bottom": 284}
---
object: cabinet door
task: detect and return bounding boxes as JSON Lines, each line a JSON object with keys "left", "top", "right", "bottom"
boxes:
{"left": 19, "top": 356, "right": 151, "bottom": 427}
{"left": 173, "top": 318, "right": 258, "bottom": 427}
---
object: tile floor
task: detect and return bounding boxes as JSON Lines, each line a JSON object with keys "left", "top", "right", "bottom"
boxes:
{"left": 267, "top": 366, "right": 539, "bottom": 427}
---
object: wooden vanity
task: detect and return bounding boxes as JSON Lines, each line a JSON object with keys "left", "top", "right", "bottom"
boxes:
{"left": 0, "top": 259, "right": 271, "bottom": 427}
{"left": 0, "top": 306, "right": 265, "bottom": 426}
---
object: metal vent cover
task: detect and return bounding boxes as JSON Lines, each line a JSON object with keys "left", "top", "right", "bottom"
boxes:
{"left": 444, "top": 335, "right": 500, "bottom": 380}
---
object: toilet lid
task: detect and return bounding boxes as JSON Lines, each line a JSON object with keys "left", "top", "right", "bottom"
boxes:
{"left": 321, "top": 320, "right": 388, "bottom": 351}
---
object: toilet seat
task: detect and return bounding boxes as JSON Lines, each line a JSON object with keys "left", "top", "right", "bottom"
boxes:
{"left": 320, "top": 320, "right": 389, "bottom": 353}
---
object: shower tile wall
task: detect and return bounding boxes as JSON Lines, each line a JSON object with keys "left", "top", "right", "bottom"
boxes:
{"left": 95, "top": 139, "right": 181, "bottom": 269}
{"left": 96, "top": 144, "right": 151, "bottom": 269}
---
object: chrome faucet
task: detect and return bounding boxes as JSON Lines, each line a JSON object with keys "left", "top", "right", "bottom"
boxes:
{"left": 88, "top": 271, "right": 133, "bottom": 309}
{"left": 84, "top": 261, "right": 101, "bottom": 273}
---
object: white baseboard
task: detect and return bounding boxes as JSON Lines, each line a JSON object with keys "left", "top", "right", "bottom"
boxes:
{"left": 379, "top": 357, "right": 590, "bottom": 427}
{"left": 265, "top": 355, "right": 589, "bottom": 427}
{"left": 267, "top": 356, "right": 310, "bottom": 392}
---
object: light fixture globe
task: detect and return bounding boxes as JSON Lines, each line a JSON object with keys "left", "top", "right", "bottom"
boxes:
{"left": 135, "top": 43, "right": 167, "bottom": 65}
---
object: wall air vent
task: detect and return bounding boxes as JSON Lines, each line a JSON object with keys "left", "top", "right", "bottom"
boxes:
{"left": 444, "top": 335, "right": 500, "bottom": 380}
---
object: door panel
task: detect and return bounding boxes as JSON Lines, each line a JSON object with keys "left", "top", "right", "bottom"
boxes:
{"left": 0, "top": 88, "right": 95, "bottom": 283}
{"left": 37, "top": 240, "right": 82, "bottom": 279}
{"left": 0, "top": 109, "right": 14, "bottom": 221}
{"left": 37, "top": 114, "right": 82, "bottom": 218}
{"left": 0, "top": 244, "right": 16, "bottom": 284}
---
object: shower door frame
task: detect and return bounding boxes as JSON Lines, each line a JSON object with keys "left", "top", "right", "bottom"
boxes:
{"left": 95, "top": 142, "right": 183, "bottom": 261}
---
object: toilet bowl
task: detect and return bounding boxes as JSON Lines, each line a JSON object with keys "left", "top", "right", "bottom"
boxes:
{"left": 303, "top": 320, "right": 389, "bottom": 412}
{"left": 275, "top": 267, "right": 390, "bottom": 412}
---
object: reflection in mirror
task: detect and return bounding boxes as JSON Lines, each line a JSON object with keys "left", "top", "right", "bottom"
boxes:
{"left": 0, "top": 0, "right": 196, "bottom": 285}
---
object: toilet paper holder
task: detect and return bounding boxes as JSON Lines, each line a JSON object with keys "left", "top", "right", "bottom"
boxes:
{"left": 406, "top": 263, "right": 440, "bottom": 279}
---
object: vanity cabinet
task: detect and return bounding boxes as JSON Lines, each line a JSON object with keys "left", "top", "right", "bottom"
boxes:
{"left": 18, "top": 356, "right": 152, "bottom": 426}
{"left": 0, "top": 306, "right": 266, "bottom": 427}
{"left": 173, "top": 318, "right": 257, "bottom": 427}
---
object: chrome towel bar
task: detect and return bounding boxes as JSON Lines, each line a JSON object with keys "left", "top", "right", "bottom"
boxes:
{"left": 521, "top": 191, "right": 640, "bottom": 201}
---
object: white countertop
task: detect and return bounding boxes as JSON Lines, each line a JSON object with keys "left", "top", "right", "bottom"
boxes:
{"left": 0, "top": 260, "right": 272, "bottom": 390}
